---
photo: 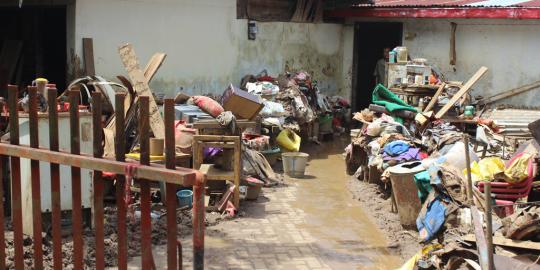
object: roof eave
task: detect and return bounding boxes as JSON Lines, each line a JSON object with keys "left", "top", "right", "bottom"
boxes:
{"left": 325, "top": 7, "right": 540, "bottom": 19}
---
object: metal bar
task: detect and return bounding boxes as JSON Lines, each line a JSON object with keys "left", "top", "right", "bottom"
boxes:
{"left": 0, "top": 144, "right": 197, "bottom": 185}
{"left": 69, "top": 90, "right": 84, "bottom": 269}
{"left": 484, "top": 183, "right": 494, "bottom": 270}
{"left": 8, "top": 85, "right": 24, "bottom": 270}
{"left": 115, "top": 93, "right": 128, "bottom": 270}
{"left": 92, "top": 92, "right": 105, "bottom": 270}
{"left": 463, "top": 135, "right": 473, "bottom": 204}
{"left": 164, "top": 98, "right": 178, "bottom": 269}
{"left": 47, "top": 88, "right": 62, "bottom": 270}
{"left": 28, "top": 86, "right": 44, "bottom": 270}
{"left": 138, "top": 96, "right": 153, "bottom": 269}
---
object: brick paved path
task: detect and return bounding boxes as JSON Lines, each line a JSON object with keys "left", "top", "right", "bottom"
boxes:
{"left": 131, "top": 141, "right": 401, "bottom": 269}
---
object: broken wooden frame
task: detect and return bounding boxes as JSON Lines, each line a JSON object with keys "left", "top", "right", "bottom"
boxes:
{"left": 0, "top": 85, "right": 206, "bottom": 270}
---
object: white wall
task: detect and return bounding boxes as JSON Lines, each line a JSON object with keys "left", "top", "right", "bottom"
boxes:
{"left": 342, "top": 18, "right": 540, "bottom": 107}
{"left": 70, "top": 0, "right": 346, "bottom": 97}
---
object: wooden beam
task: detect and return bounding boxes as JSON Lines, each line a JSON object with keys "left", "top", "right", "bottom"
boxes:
{"left": 83, "top": 38, "right": 95, "bottom": 76}
{"left": 423, "top": 83, "right": 446, "bottom": 113}
{"left": 477, "top": 80, "right": 540, "bottom": 106}
{"left": 143, "top": 53, "right": 166, "bottom": 84}
{"left": 118, "top": 44, "right": 165, "bottom": 139}
{"left": 435, "top": 66, "right": 488, "bottom": 119}
{"left": 471, "top": 205, "right": 491, "bottom": 270}
{"left": 450, "top": 23, "right": 457, "bottom": 65}
{"left": 0, "top": 143, "right": 196, "bottom": 186}
{"left": 462, "top": 234, "right": 540, "bottom": 251}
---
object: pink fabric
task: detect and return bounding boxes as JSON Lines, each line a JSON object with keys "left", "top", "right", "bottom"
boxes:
{"left": 193, "top": 96, "right": 224, "bottom": 117}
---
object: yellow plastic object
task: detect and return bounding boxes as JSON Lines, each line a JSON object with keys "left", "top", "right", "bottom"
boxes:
{"left": 464, "top": 153, "right": 532, "bottom": 183}
{"left": 35, "top": 78, "right": 48, "bottom": 83}
{"left": 125, "top": 153, "right": 165, "bottom": 162}
{"left": 465, "top": 157, "right": 505, "bottom": 183}
{"left": 276, "top": 129, "right": 301, "bottom": 152}
{"left": 504, "top": 153, "right": 532, "bottom": 183}
{"left": 396, "top": 244, "right": 442, "bottom": 270}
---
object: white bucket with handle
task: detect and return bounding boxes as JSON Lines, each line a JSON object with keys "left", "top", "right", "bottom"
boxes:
{"left": 282, "top": 152, "right": 309, "bottom": 177}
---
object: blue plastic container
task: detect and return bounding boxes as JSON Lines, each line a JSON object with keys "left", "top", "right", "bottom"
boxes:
{"left": 176, "top": 190, "right": 193, "bottom": 208}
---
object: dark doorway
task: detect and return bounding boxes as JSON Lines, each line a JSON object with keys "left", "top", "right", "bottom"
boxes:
{"left": 351, "top": 22, "right": 403, "bottom": 113}
{"left": 0, "top": 6, "right": 67, "bottom": 97}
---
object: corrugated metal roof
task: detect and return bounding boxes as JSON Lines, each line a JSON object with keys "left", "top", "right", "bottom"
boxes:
{"left": 355, "top": 0, "right": 540, "bottom": 7}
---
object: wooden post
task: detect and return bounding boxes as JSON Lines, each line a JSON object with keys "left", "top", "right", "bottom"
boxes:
{"left": 484, "top": 182, "right": 494, "bottom": 270}
{"left": 464, "top": 135, "right": 473, "bottom": 204}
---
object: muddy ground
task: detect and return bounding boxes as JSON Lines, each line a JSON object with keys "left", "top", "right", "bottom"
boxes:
{"left": 347, "top": 177, "right": 422, "bottom": 261}
{"left": 3, "top": 205, "right": 225, "bottom": 269}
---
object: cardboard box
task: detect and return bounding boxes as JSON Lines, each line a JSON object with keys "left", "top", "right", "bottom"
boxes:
{"left": 220, "top": 84, "right": 264, "bottom": 120}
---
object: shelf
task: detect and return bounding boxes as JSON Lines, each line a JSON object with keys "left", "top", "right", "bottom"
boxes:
{"left": 199, "top": 164, "right": 234, "bottom": 181}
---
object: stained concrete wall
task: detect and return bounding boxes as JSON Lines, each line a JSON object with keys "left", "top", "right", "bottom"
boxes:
{"left": 70, "top": 0, "right": 346, "bottom": 97}
{"left": 342, "top": 18, "right": 540, "bottom": 107}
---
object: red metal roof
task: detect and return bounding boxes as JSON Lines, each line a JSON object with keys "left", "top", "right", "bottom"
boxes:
{"left": 325, "top": 0, "right": 540, "bottom": 18}
{"left": 357, "top": 0, "right": 540, "bottom": 7}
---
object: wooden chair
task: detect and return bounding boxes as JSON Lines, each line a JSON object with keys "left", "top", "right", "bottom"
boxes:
{"left": 192, "top": 135, "right": 241, "bottom": 208}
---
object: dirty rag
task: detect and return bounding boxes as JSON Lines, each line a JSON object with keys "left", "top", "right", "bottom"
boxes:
{"left": 383, "top": 147, "right": 421, "bottom": 162}
{"left": 383, "top": 140, "right": 410, "bottom": 156}
{"left": 416, "top": 192, "right": 447, "bottom": 243}
{"left": 217, "top": 111, "right": 238, "bottom": 135}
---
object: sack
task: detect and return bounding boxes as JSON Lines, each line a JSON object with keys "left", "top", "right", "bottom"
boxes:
{"left": 174, "top": 121, "right": 196, "bottom": 154}
{"left": 192, "top": 96, "right": 224, "bottom": 117}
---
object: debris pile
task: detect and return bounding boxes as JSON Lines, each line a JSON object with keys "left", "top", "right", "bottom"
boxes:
{"left": 347, "top": 60, "right": 540, "bottom": 269}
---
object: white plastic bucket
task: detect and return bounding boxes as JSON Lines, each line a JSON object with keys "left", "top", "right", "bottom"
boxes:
{"left": 282, "top": 152, "right": 309, "bottom": 177}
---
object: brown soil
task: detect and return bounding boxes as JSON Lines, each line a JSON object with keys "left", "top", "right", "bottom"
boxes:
{"left": 347, "top": 177, "right": 422, "bottom": 261}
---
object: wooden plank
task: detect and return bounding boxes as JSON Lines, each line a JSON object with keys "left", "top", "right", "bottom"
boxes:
{"left": 0, "top": 143, "right": 196, "bottom": 185}
{"left": 462, "top": 234, "right": 540, "bottom": 250}
{"left": 118, "top": 44, "right": 165, "bottom": 139}
{"left": 8, "top": 85, "right": 24, "bottom": 270}
{"left": 69, "top": 90, "right": 84, "bottom": 270}
{"left": 47, "top": 88, "right": 62, "bottom": 270}
{"left": 471, "top": 205, "right": 491, "bottom": 270}
{"left": 483, "top": 183, "right": 494, "bottom": 270}
{"left": 114, "top": 94, "right": 128, "bottom": 270}
{"left": 435, "top": 66, "right": 488, "bottom": 119}
{"left": 233, "top": 138, "right": 241, "bottom": 208}
{"left": 83, "top": 38, "right": 95, "bottom": 76}
{"left": 450, "top": 23, "right": 457, "bottom": 65}
{"left": 92, "top": 93, "right": 105, "bottom": 270}
{"left": 423, "top": 83, "right": 445, "bottom": 113}
{"left": 478, "top": 80, "right": 540, "bottom": 105}
{"left": 138, "top": 96, "right": 154, "bottom": 269}
{"left": 164, "top": 99, "right": 178, "bottom": 269}
{"left": 143, "top": 53, "right": 166, "bottom": 84}
{"left": 28, "top": 87, "right": 44, "bottom": 270}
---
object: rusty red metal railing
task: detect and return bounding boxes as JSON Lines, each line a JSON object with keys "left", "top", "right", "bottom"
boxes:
{"left": 0, "top": 86, "right": 206, "bottom": 269}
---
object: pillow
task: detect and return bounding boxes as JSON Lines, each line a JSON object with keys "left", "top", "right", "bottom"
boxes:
{"left": 192, "top": 96, "right": 224, "bottom": 118}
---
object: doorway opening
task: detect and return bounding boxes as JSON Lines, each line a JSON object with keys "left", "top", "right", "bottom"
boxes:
{"left": 0, "top": 5, "right": 67, "bottom": 98}
{"left": 351, "top": 22, "right": 403, "bottom": 113}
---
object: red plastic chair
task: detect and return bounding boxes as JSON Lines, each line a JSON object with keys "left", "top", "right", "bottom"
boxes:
{"left": 475, "top": 152, "right": 536, "bottom": 217}
{"left": 477, "top": 152, "right": 536, "bottom": 199}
